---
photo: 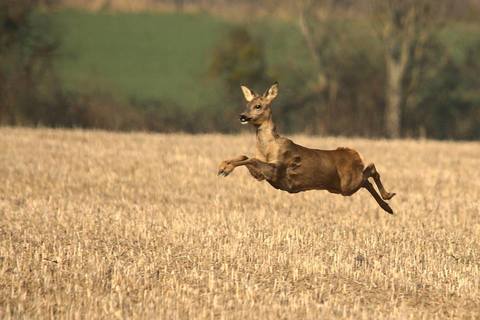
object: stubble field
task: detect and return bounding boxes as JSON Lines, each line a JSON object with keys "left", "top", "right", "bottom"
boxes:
{"left": 0, "top": 128, "right": 479, "bottom": 319}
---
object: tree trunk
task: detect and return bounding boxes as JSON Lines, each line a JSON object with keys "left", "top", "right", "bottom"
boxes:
{"left": 385, "top": 63, "right": 403, "bottom": 138}
{"left": 385, "top": 52, "right": 406, "bottom": 138}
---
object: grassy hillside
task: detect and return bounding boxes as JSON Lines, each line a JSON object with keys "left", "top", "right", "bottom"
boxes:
{"left": 51, "top": 10, "right": 229, "bottom": 109}
{"left": 1, "top": 128, "right": 480, "bottom": 318}
{"left": 49, "top": 10, "right": 315, "bottom": 110}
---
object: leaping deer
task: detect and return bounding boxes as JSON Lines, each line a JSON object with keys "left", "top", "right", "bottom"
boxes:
{"left": 218, "top": 82, "right": 396, "bottom": 214}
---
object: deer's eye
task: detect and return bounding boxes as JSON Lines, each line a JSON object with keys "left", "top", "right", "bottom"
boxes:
{"left": 254, "top": 105, "right": 262, "bottom": 110}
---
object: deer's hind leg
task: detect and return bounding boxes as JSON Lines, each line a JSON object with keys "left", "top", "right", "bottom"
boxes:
{"left": 363, "top": 180, "right": 394, "bottom": 214}
{"left": 363, "top": 163, "right": 395, "bottom": 200}
{"left": 337, "top": 160, "right": 395, "bottom": 214}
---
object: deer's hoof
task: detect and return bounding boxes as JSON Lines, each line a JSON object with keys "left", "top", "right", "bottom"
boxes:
{"left": 218, "top": 168, "right": 232, "bottom": 177}
{"left": 382, "top": 202, "right": 394, "bottom": 214}
{"left": 219, "top": 172, "right": 228, "bottom": 177}
{"left": 218, "top": 161, "right": 234, "bottom": 177}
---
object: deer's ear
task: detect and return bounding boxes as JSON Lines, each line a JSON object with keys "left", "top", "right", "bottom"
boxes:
{"left": 240, "top": 85, "right": 256, "bottom": 102}
{"left": 264, "top": 82, "right": 279, "bottom": 102}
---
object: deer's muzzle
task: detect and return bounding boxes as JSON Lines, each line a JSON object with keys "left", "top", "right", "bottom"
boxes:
{"left": 239, "top": 114, "right": 251, "bottom": 124}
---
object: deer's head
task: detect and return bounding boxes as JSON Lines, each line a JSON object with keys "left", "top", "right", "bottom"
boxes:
{"left": 239, "top": 82, "right": 279, "bottom": 126}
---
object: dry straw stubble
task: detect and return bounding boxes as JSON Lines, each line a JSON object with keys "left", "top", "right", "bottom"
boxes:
{"left": 0, "top": 128, "right": 479, "bottom": 319}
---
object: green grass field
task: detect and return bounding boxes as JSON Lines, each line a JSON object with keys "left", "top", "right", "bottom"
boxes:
{"left": 50, "top": 10, "right": 311, "bottom": 111}
{"left": 48, "top": 10, "right": 311, "bottom": 108}
{"left": 51, "top": 10, "right": 229, "bottom": 109}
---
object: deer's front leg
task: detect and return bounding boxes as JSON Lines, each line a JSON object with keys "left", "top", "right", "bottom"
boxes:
{"left": 231, "top": 158, "right": 278, "bottom": 181}
{"left": 245, "top": 165, "right": 265, "bottom": 181}
{"left": 218, "top": 155, "right": 248, "bottom": 176}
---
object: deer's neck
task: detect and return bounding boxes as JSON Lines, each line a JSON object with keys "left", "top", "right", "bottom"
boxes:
{"left": 256, "top": 118, "right": 279, "bottom": 153}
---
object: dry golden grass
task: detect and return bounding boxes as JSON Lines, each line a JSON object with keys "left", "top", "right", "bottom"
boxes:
{"left": 0, "top": 127, "right": 479, "bottom": 319}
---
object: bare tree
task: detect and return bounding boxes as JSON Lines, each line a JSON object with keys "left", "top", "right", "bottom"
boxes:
{"left": 294, "top": 0, "right": 341, "bottom": 133}
{"left": 297, "top": 0, "right": 335, "bottom": 91}
{"left": 370, "top": 0, "right": 446, "bottom": 138}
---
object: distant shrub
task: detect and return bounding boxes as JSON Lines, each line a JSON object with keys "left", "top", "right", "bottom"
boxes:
{"left": 209, "top": 26, "right": 268, "bottom": 96}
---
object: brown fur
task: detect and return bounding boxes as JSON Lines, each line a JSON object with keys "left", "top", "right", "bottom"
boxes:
{"left": 218, "top": 82, "right": 396, "bottom": 214}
